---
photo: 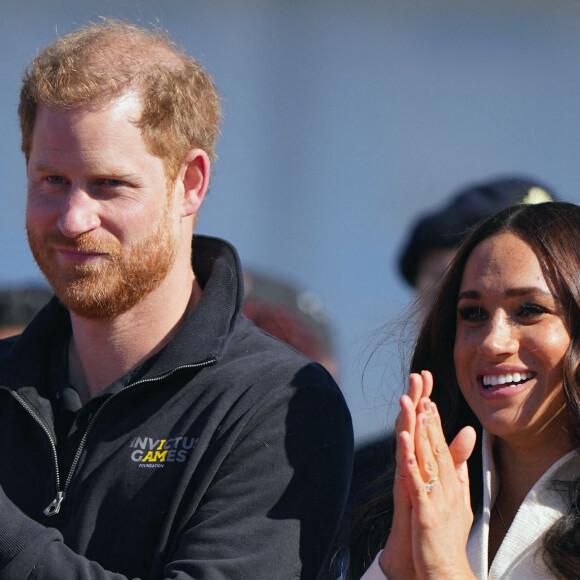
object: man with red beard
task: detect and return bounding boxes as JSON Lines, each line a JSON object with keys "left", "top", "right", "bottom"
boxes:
{"left": 0, "top": 20, "right": 353, "bottom": 579}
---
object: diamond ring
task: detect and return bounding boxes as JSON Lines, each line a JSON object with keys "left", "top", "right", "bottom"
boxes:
{"left": 425, "top": 474, "right": 440, "bottom": 493}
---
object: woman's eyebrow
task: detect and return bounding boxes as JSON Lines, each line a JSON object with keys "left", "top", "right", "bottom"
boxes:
{"left": 457, "top": 290, "right": 480, "bottom": 301}
{"left": 504, "top": 287, "right": 553, "bottom": 299}
{"left": 457, "top": 287, "right": 553, "bottom": 301}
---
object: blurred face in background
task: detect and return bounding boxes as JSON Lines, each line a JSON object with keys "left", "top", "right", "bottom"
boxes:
{"left": 415, "top": 247, "right": 457, "bottom": 303}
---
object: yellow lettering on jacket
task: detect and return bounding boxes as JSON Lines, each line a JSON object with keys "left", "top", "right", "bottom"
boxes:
{"left": 141, "top": 450, "right": 167, "bottom": 462}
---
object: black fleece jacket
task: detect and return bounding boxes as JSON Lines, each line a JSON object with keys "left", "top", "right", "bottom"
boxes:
{"left": 0, "top": 235, "right": 353, "bottom": 579}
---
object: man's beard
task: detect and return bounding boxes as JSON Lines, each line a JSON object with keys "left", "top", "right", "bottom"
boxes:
{"left": 27, "top": 198, "right": 179, "bottom": 320}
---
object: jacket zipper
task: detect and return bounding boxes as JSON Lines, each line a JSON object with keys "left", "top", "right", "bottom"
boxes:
{"left": 11, "top": 358, "right": 216, "bottom": 517}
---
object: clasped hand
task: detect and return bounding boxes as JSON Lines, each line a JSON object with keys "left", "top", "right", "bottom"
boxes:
{"left": 379, "top": 371, "right": 477, "bottom": 580}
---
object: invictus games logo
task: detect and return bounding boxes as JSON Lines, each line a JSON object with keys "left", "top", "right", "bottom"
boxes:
{"left": 129, "top": 436, "right": 198, "bottom": 468}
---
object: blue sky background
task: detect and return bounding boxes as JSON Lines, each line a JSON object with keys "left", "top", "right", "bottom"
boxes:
{"left": 2, "top": 0, "right": 580, "bottom": 442}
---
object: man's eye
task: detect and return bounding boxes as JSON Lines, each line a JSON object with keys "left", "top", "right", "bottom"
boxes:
{"left": 457, "top": 306, "right": 487, "bottom": 322}
{"left": 100, "top": 179, "right": 124, "bottom": 186}
{"left": 46, "top": 176, "right": 66, "bottom": 184}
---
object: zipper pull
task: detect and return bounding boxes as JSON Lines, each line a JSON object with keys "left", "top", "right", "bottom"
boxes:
{"left": 43, "top": 491, "right": 65, "bottom": 516}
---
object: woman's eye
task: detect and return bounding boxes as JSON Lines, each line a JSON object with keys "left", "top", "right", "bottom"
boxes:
{"left": 457, "top": 306, "right": 487, "bottom": 322}
{"left": 518, "top": 303, "right": 547, "bottom": 318}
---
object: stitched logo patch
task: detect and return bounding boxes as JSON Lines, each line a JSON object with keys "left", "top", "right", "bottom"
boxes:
{"left": 129, "top": 436, "right": 198, "bottom": 468}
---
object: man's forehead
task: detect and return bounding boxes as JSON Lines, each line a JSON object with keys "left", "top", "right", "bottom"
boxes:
{"left": 36, "top": 91, "right": 142, "bottom": 121}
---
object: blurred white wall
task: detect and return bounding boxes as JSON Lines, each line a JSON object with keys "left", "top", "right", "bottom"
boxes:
{"left": 2, "top": 0, "right": 580, "bottom": 441}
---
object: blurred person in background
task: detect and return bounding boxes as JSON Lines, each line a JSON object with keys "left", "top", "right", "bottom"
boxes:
{"left": 243, "top": 268, "right": 339, "bottom": 380}
{"left": 399, "top": 175, "right": 557, "bottom": 304}
{"left": 0, "top": 284, "right": 51, "bottom": 338}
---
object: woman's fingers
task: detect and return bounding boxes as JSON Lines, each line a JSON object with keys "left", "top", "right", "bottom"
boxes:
{"left": 394, "top": 376, "right": 424, "bottom": 455}
{"left": 407, "top": 373, "right": 424, "bottom": 405}
{"left": 407, "top": 371, "right": 433, "bottom": 404}
{"left": 449, "top": 426, "right": 477, "bottom": 469}
{"left": 414, "top": 400, "right": 440, "bottom": 483}
{"left": 408, "top": 402, "right": 477, "bottom": 517}
{"left": 400, "top": 428, "right": 433, "bottom": 500}
{"left": 381, "top": 430, "right": 417, "bottom": 579}
{"left": 423, "top": 402, "right": 467, "bottom": 490}
{"left": 394, "top": 372, "right": 433, "bottom": 447}
{"left": 396, "top": 394, "right": 417, "bottom": 440}
{"left": 401, "top": 405, "right": 476, "bottom": 579}
{"left": 419, "top": 370, "right": 433, "bottom": 399}
{"left": 397, "top": 429, "right": 415, "bottom": 477}
{"left": 396, "top": 372, "right": 448, "bottom": 489}
{"left": 392, "top": 378, "right": 478, "bottom": 579}
{"left": 449, "top": 426, "right": 477, "bottom": 507}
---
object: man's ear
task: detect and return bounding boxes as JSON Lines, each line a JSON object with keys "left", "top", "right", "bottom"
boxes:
{"left": 178, "top": 149, "right": 211, "bottom": 217}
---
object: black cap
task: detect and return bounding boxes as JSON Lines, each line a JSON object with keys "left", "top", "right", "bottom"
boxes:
{"left": 398, "top": 176, "right": 558, "bottom": 287}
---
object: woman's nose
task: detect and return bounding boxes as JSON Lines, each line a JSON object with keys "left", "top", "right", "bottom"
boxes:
{"left": 476, "top": 314, "right": 518, "bottom": 358}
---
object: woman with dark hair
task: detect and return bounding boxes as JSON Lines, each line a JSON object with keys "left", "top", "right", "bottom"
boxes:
{"left": 351, "top": 201, "right": 580, "bottom": 579}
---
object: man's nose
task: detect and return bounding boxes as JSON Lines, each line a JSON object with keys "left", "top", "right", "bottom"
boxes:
{"left": 57, "top": 188, "right": 101, "bottom": 238}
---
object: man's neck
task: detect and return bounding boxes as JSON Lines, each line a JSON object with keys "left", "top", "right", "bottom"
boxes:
{"left": 68, "top": 270, "right": 201, "bottom": 400}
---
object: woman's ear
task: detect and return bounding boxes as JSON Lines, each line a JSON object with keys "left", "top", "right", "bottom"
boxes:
{"left": 179, "top": 149, "right": 211, "bottom": 217}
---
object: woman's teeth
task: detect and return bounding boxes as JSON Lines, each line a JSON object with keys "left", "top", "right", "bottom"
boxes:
{"left": 482, "top": 372, "right": 534, "bottom": 387}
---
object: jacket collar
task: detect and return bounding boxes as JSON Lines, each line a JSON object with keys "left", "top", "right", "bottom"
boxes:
{"left": 141, "top": 234, "right": 244, "bottom": 379}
